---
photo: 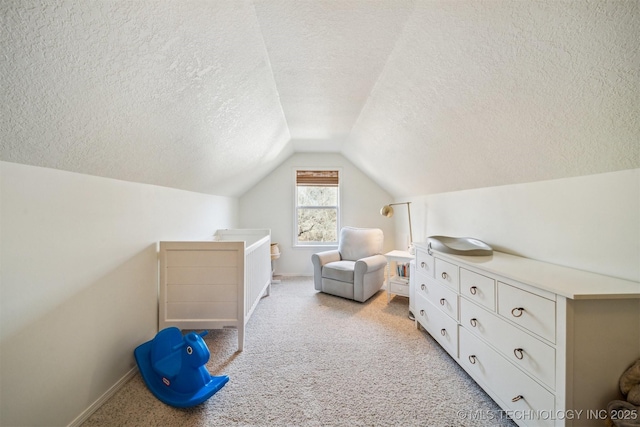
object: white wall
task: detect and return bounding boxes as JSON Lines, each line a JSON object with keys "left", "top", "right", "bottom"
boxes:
{"left": 0, "top": 161, "right": 238, "bottom": 427}
{"left": 4, "top": 160, "right": 635, "bottom": 426}
{"left": 239, "top": 153, "right": 395, "bottom": 276}
{"left": 398, "top": 169, "right": 639, "bottom": 282}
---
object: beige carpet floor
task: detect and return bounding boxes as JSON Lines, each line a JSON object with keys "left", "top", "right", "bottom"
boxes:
{"left": 82, "top": 276, "right": 516, "bottom": 426}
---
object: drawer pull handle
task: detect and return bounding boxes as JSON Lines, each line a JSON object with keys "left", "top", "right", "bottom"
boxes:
{"left": 439, "top": 298, "right": 446, "bottom": 306}
{"left": 468, "top": 355, "right": 477, "bottom": 364}
{"left": 514, "top": 348, "right": 524, "bottom": 359}
{"left": 440, "top": 328, "right": 446, "bottom": 336}
{"left": 420, "top": 309, "right": 425, "bottom": 317}
{"left": 441, "top": 272, "right": 448, "bottom": 280}
{"left": 511, "top": 307, "right": 525, "bottom": 317}
{"left": 511, "top": 395, "right": 524, "bottom": 402}
{"left": 470, "top": 318, "right": 478, "bottom": 327}
{"left": 420, "top": 262, "right": 426, "bottom": 268}
{"left": 470, "top": 286, "right": 477, "bottom": 295}
{"left": 421, "top": 284, "right": 426, "bottom": 291}
{"left": 427, "top": 242, "right": 433, "bottom": 255}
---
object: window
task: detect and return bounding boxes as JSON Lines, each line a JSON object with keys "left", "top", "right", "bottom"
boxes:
{"left": 295, "top": 169, "right": 340, "bottom": 246}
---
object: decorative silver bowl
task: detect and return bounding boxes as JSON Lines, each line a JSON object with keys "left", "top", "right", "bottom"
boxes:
{"left": 427, "top": 236, "right": 493, "bottom": 256}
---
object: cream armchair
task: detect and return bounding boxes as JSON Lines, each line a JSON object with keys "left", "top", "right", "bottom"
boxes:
{"left": 311, "top": 227, "right": 386, "bottom": 302}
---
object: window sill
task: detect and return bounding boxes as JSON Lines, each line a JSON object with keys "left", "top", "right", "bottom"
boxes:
{"left": 294, "top": 244, "right": 338, "bottom": 249}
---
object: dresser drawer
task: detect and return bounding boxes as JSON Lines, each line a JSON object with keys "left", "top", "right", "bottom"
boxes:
{"left": 416, "top": 249, "right": 435, "bottom": 278}
{"left": 415, "top": 294, "right": 458, "bottom": 358}
{"left": 460, "top": 268, "right": 496, "bottom": 311}
{"left": 498, "top": 282, "right": 556, "bottom": 343}
{"left": 459, "top": 328, "right": 555, "bottom": 427}
{"left": 435, "top": 258, "right": 459, "bottom": 291}
{"left": 417, "top": 277, "right": 458, "bottom": 321}
{"left": 460, "top": 298, "right": 556, "bottom": 389}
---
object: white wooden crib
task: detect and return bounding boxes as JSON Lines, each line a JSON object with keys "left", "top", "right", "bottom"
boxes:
{"left": 158, "top": 229, "right": 272, "bottom": 351}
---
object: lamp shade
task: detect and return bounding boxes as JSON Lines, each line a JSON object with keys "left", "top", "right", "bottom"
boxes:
{"left": 380, "top": 202, "right": 413, "bottom": 245}
{"left": 380, "top": 205, "right": 394, "bottom": 217}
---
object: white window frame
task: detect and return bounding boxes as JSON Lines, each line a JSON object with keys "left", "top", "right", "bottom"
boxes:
{"left": 293, "top": 168, "right": 341, "bottom": 248}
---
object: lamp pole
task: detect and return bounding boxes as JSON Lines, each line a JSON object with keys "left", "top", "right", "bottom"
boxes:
{"left": 387, "top": 202, "right": 413, "bottom": 244}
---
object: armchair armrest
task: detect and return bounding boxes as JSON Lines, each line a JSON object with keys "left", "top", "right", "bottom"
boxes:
{"left": 311, "top": 250, "right": 341, "bottom": 291}
{"left": 353, "top": 254, "right": 388, "bottom": 302}
{"left": 354, "top": 254, "right": 387, "bottom": 275}
{"left": 312, "top": 250, "right": 341, "bottom": 268}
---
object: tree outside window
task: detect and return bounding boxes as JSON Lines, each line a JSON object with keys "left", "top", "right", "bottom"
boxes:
{"left": 295, "top": 169, "right": 340, "bottom": 245}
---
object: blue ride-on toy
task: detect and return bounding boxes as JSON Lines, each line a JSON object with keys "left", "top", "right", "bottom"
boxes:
{"left": 134, "top": 327, "right": 229, "bottom": 408}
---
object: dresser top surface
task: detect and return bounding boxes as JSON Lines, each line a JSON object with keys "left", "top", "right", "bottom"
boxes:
{"left": 415, "top": 243, "right": 640, "bottom": 300}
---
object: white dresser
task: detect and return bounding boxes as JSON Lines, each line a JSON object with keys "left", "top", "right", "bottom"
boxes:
{"left": 411, "top": 243, "right": 640, "bottom": 427}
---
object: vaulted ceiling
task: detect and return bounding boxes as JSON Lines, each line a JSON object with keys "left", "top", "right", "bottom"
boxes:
{"left": 2, "top": 1, "right": 638, "bottom": 198}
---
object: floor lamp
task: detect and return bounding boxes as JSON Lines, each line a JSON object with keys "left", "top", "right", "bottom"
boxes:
{"left": 380, "top": 202, "right": 414, "bottom": 253}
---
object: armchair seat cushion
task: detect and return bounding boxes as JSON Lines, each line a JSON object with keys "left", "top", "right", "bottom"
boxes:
{"left": 322, "top": 260, "right": 356, "bottom": 283}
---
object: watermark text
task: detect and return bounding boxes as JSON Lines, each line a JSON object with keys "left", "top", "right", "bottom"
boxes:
{"left": 456, "top": 409, "right": 638, "bottom": 422}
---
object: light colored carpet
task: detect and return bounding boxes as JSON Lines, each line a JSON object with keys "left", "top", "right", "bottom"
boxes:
{"left": 82, "top": 277, "right": 516, "bottom": 426}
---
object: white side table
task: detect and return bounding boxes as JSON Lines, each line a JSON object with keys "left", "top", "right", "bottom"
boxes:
{"left": 384, "top": 250, "right": 415, "bottom": 303}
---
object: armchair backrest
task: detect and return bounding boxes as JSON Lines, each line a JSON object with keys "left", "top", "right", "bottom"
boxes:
{"left": 338, "top": 227, "right": 384, "bottom": 261}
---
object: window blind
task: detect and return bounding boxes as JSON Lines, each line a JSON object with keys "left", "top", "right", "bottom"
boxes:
{"left": 296, "top": 170, "right": 339, "bottom": 187}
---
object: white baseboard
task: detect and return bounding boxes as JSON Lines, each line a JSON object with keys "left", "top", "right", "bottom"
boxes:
{"left": 67, "top": 366, "right": 138, "bottom": 427}
{"left": 273, "top": 273, "right": 313, "bottom": 278}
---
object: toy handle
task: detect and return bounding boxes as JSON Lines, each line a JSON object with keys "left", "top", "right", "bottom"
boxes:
{"left": 171, "top": 330, "right": 209, "bottom": 351}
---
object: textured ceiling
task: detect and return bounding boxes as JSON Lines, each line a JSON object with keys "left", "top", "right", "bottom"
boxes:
{"left": 1, "top": 0, "right": 639, "bottom": 198}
